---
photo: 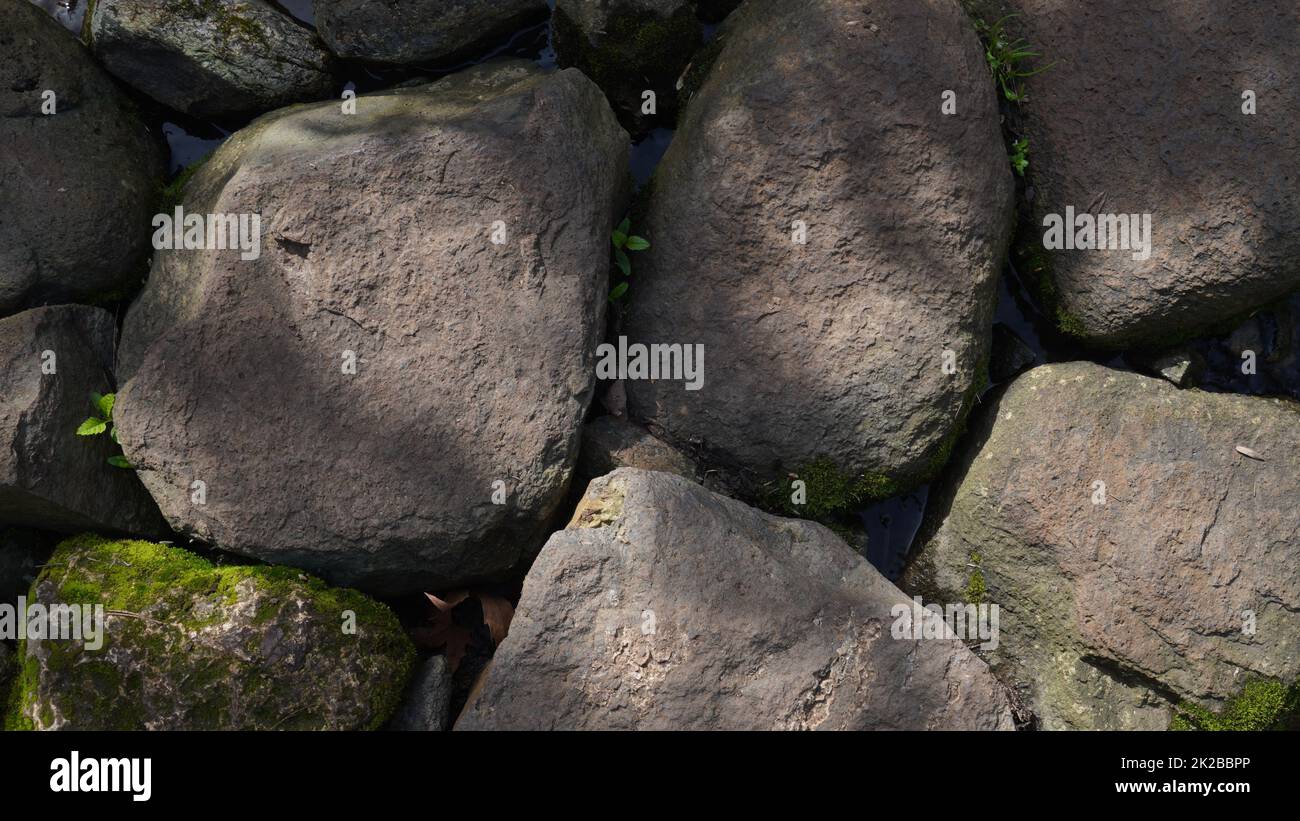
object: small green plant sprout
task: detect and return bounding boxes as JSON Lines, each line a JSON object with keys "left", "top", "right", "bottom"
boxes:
{"left": 974, "top": 15, "right": 1055, "bottom": 103}
{"left": 76, "top": 392, "right": 133, "bottom": 469}
{"left": 609, "top": 217, "right": 649, "bottom": 302}
{"left": 1010, "top": 138, "right": 1030, "bottom": 176}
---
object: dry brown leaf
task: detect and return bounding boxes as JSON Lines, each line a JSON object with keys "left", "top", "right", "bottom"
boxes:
{"left": 1235, "top": 445, "right": 1265, "bottom": 461}
{"left": 415, "top": 589, "right": 514, "bottom": 674}
{"left": 477, "top": 594, "right": 515, "bottom": 647}
{"left": 425, "top": 590, "right": 469, "bottom": 611}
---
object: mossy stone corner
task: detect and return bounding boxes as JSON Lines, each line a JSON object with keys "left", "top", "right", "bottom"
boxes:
{"left": 6, "top": 535, "right": 414, "bottom": 731}
{"left": 765, "top": 457, "right": 902, "bottom": 522}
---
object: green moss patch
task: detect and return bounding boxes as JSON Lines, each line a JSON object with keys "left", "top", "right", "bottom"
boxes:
{"left": 5, "top": 534, "right": 414, "bottom": 731}
{"left": 1170, "top": 679, "right": 1300, "bottom": 731}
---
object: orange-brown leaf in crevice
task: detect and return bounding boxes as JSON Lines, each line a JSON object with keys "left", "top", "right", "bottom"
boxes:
{"left": 478, "top": 595, "right": 514, "bottom": 646}
{"left": 412, "top": 589, "right": 514, "bottom": 674}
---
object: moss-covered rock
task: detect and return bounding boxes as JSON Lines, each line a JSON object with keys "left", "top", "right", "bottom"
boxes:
{"left": 553, "top": 0, "right": 701, "bottom": 133}
{"left": 5, "top": 535, "right": 414, "bottom": 730}
{"left": 1171, "top": 679, "right": 1300, "bottom": 731}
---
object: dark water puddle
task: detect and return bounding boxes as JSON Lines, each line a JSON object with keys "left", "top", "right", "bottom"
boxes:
{"left": 859, "top": 487, "right": 929, "bottom": 582}
{"left": 1142, "top": 294, "right": 1300, "bottom": 400}
{"left": 30, "top": 0, "right": 84, "bottom": 34}
{"left": 629, "top": 128, "right": 674, "bottom": 189}
{"left": 994, "top": 263, "right": 1047, "bottom": 362}
{"left": 268, "top": 0, "right": 314, "bottom": 27}
{"left": 160, "top": 121, "right": 228, "bottom": 174}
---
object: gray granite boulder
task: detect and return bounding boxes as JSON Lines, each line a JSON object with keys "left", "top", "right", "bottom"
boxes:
{"left": 315, "top": 0, "right": 548, "bottom": 65}
{"left": 978, "top": 0, "right": 1300, "bottom": 347}
{"left": 117, "top": 62, "right": 630, "bottom": 595}
{"left": 458, "top": 469, "right": 1016, "bottom": 730}
{"left": 622, "top": 0, "right": 1014, "bottom": 504}
{"left": 87, "top": 0, "right": 336, "bottom": 118}
{"left": 0, "top": 307, "right": 163, "bottom": 537}
{"left": 905, "top": 362, "right": 1300, "bottom": 729}
{"left": 0, "top": 0, "right": 163, "bottom": 314}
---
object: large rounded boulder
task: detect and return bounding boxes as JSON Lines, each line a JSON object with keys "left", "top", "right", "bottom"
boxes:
{"left": 116, "top": 62, "right": 630, "bottom": 595}
{"left": 622, "top": 0, "right": 1014, "bottom": 503}
{"left": 0, "top": 0, "right": 163, "bottom": 315}
{"left": 315, "top": 0, "right": 548, "bottom": 65}
{"left": 458, "top": 469, "right": 1016, "bottom": 730}
{"left": 0, "top": 306, "right": 164, "bottom": 536}
{"left": 982, "top": 0, "right": 1300, "bottom": 347}
{"left": 905, "top": 362, "right": 1300, "bottom": 729}
{"left": 86, "top": 0, "right": 336, "bottom": 119}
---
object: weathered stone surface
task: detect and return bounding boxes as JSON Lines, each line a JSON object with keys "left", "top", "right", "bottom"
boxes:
{"left": 390, "top": 655, "right": 453, "bottom": 731}
{"left": 0, "top": 307, "right": 164, "bottom": 537}
{"left": 458, "top": 469, "right": 1016, "bottom": 730}
{"left": 983, "top": 0, "right": 1300, "bottom": 347}
{"left": 0, "top": 528, "right": 51, "bottom": 605}
{"left": 87, "top": 0, "right": 335, "bottom": 118}
{"left": 576, "top": 416, "right": 698, "bottom": 483}
{"left": 316, "top": 0, "right": 548, "bottom": 65}
{"left": 905, "top": 362, "right": 1300, "bottom": 729}
{"left": 0, "top": 0, "right": 163, "bottom": 315}
{"left": 623, "top": 0, "right": 1013, "bottom": 502}
{"left": 6, "top": 535, "right": 414, "bottom": 730}
{"left": 554, "top": 0, "right": 701, "bottom": 132}
{"left": 117, "top": 62, "right": 630, "bottom": 595}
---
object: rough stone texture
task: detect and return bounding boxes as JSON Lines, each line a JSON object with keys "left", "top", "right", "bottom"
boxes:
{"left": 458, "top": 469, "right": 1016, "bottom": 730}
{"left": 117, "top": 62, "right": 630, "bottom": 595}
{"left": 390, "top": 655, "right": 453, "bottom": 731}
{"left": 6, "top": 535, "right": 414, "bottom": 730}
{"left": 576, "top": 416, "right": 699, "bottom": 483}
{"left": 983, "top": 0, "right": 1300, "bottom": 347}
{"left": 554, "top": 0, "right": 701, "bottom": 133}
{"left": 315, "top": 0, "right": 548, "bottom": 65}
{"left": 0, "top": 528, "right": 52, "bottom": 605}
{"left": 87, "top": 0, "right": 336, "bottom": 119}
{"left": 0, "top": 0, "right": 163, "bottom": 315}
{"left": 623, "top": 0, "right": 1013, "bottom": 498}
{"left": 0, "top": 307, "right": 164, "bottom": 537}
{"left": 905, "top": 362, "right": 1300, "bottom": 729}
